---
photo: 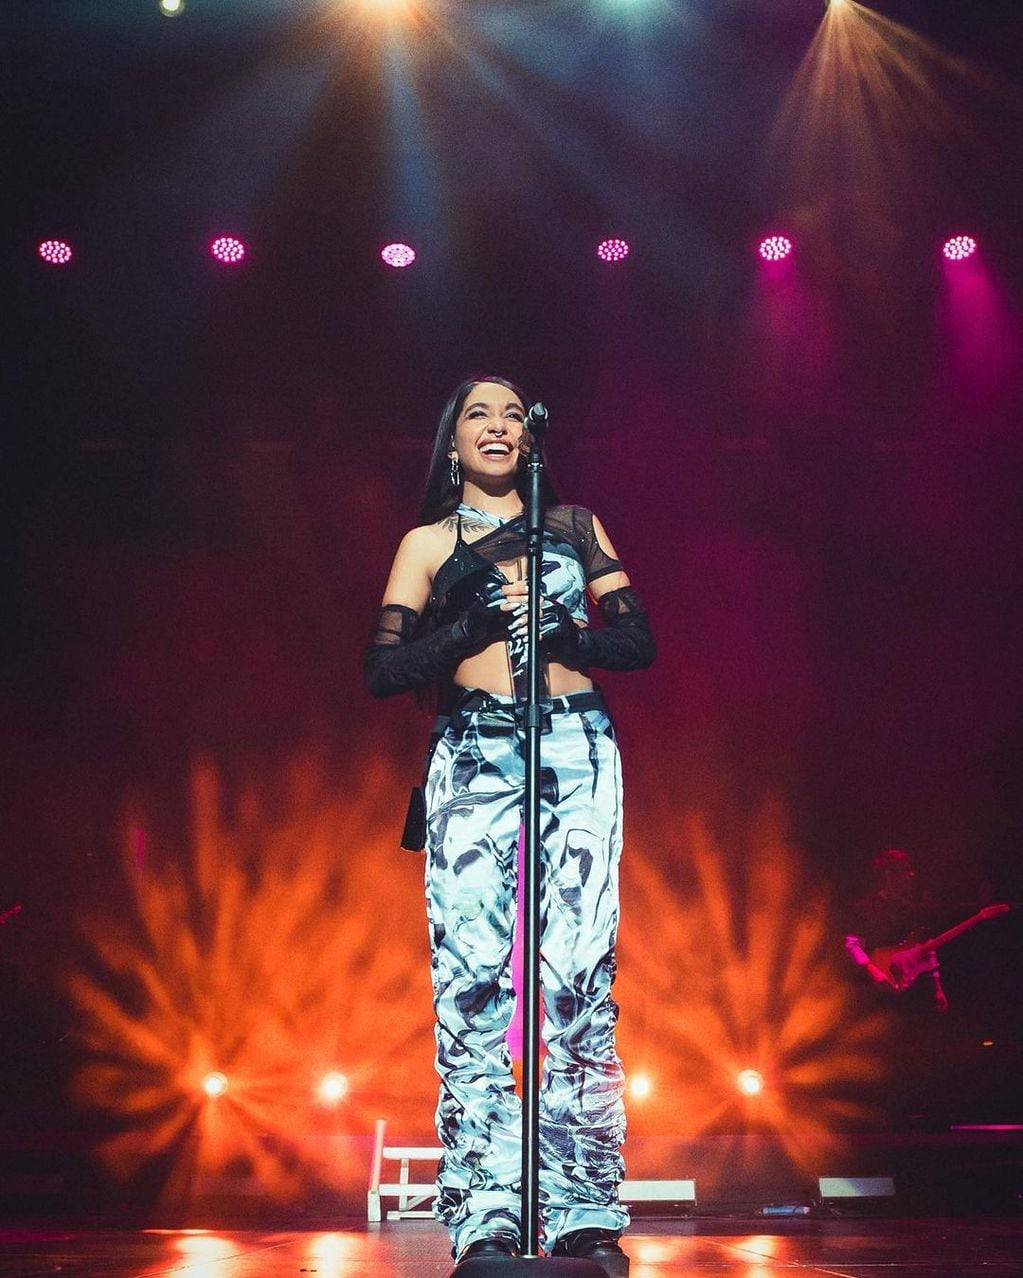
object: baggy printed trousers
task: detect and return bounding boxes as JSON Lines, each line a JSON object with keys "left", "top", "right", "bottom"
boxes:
{"left": 424, "top": 689, "right": 630, "bottom": 1255}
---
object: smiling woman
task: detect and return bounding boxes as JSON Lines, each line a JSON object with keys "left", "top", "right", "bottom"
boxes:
{"left": 363, "top": 375, "right": 654, "bottom": 1269}
{"left": 449, "top": 381, "right": 528, "bottom": 498}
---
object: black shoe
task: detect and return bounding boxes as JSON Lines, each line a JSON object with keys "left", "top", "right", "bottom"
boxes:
{"left": 552, "top": 1230, "right": 629, "bottom": 1277}
{"left": 455, "top": 1237, "right": 519, "bottom": 1266}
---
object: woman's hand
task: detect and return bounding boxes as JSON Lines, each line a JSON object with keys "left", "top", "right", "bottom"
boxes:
{"left": 505, "top": 581, "right": 579, "bottom": 651}
{"left": 501, "top": 579, "right": 528, "bottom": 614}
{"left": 456, "top": 578, "right": 518, "bottom": 645}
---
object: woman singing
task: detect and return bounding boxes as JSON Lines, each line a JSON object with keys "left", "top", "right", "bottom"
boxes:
{"left": 364, "top": 377, "right": 654, "bottom": 1269}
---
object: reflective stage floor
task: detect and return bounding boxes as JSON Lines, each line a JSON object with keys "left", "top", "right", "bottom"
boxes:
{"left": 2, "top": 1217, "right": 1022, "bottom": 1278}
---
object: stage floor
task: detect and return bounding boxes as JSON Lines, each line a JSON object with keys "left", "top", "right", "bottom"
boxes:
{"left": 1, "top": 1217, "right": 1022, "bottom": 1278}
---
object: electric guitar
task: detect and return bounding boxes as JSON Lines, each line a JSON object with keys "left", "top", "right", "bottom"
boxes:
{"left": 871, "top": 904, "right": 1010, "bottom": 991}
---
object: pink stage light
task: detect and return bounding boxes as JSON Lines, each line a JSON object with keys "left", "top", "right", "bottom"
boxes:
{"left": 596, "top": 238, "right": 630, "bottom": 263}
{"left": 210, "top": 235, "right": 246, "bottom": 265}
{"left": 943, "top": 234, "right": 977, "bottom": 262}
{"left": 38, "top": 239, "right": 73, "bottom": 266}
{"left": 381, "top": 242, "right": 416, "bottom": 268}
{"left": 759, "top": 235, "right": 793, "bottom": 262}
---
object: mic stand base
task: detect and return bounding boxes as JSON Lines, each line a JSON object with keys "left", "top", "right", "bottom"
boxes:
{"left": 451, "top": 1258, "right": 611, "bottom": 1278}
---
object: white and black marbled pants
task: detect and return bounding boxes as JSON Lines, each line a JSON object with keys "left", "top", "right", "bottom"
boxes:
{"left": 424, "top": 688, "right": 629, "bottom": 1255}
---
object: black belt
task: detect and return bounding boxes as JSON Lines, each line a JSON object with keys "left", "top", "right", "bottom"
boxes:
{"left": 440, "top": 687, "right": 607, "bottom": 738}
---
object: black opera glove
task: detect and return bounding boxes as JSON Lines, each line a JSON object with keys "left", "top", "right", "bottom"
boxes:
{"left": 363, "top": 589, "right": 508, "bottom": 699}
{"left": 455, "top": 578, "right": 509, "bottom": 645}
{"left": 547, "top": 585, "right": 655, "bottom": 672}
{"left": 539, "top": 599, "right": 579, "bottom": 645}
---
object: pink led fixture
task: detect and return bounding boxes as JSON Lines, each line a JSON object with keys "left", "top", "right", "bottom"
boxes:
{"left": 943, "top": 234, "right": 977, "bottom": 262}
{"left": 596, "top": 238, "right": 630, "bottom": 264}
{"left": 38, "top": 239, "right": 73, "bottom": 266}
{"left": 210, "top": 235, "right": 246, "bottom": 265}
{"left": 381, "top": 242, "right": 416, "bottom": 268}
{"left": 759, "top": 234, "right": 793, "bottom": 262}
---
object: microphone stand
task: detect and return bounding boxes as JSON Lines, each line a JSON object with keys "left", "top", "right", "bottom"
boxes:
{"left": 520, "top": 408, "right": 547, "bottom": 1259}
{"left": 451, "top": 406, "right": 604, "bottom": 1275}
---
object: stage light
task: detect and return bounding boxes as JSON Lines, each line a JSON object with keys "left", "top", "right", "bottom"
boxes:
{"left": 627, "top": 1073, "right": 652, "bottom": 1100}
{"left": 202, "top": 1071, "right": 229, "bottom": 1098}
{"left": 159, "top": 0, "right": 185, "bottom": 14}
{"left": 943, "top": 234, "right": 977, "bottom": 262}
{"left": 318, "top": 1072, "right": 349, "bottom": 1104}
{"left": 209, "top": 236, "right": 246, "bottom": 265}
{"left": 596, "top": 238, "right": 630, "bottom": 264}
{"left": 737, "top": 1069, "right": 765, "bottom": 1096}
{"left": 758, "top": 235, "right": 793, "bottom": 262}
{"left": 381, "top": 242, "right": 416, "bottom": 268}
{"left": 38, "top": 239, "right": 73, "bottom": 266}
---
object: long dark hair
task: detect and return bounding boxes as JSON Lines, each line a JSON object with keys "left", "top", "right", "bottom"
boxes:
{"left": 419, "top": 375, "right": 557, "bottom": 525}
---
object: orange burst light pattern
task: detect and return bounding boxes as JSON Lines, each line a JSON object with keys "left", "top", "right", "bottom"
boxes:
{"left": 68, "top": 748, "right": 891, "bottom": 1204}
{"left": 68, "top": 755, "right": 437, "bottom": 1206}
{"left": 615, "top": 796, "right": 891, "bottom": 1176}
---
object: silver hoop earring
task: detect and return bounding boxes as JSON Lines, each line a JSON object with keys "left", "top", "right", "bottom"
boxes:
{"left": 449, "top": 454, "right": 461, "bottom": 488}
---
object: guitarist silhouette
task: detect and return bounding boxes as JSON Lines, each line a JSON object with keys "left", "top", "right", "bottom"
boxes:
{"left": 844, "top": 849, "right": 949, "bottom": 1011}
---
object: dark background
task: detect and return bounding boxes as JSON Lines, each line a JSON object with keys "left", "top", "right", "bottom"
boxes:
{"left": 3, "top": 0, "right": 1022, "bottom": 1212}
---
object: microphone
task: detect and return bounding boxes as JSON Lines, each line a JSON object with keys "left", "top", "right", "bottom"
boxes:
{"left": 525, "top": 402, "right": 549, "bottom": 439}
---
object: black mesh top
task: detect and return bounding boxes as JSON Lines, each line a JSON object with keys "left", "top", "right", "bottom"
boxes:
{"left": 430, "top": 504, "right": 622, "bottom": 623}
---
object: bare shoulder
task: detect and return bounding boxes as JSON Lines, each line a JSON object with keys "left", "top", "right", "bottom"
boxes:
{"left": 395, "top": 520, "right": 458, "bottom": 575}
{"left": 396, "top": 523, "right": 440, "bottom": 558}
{"left": 381, "top": 524, "right": 446, "bottom": 610}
